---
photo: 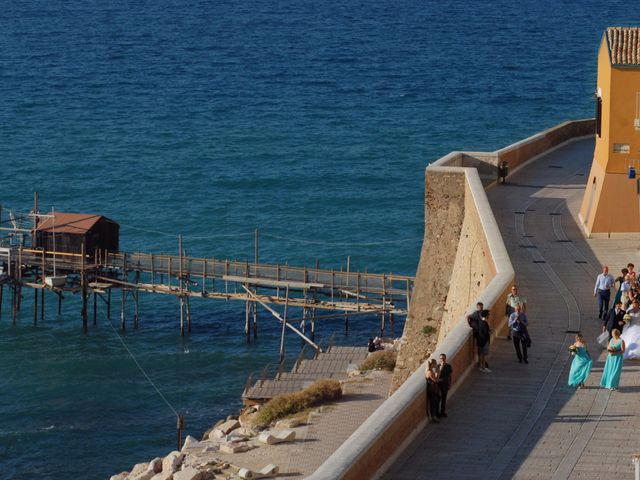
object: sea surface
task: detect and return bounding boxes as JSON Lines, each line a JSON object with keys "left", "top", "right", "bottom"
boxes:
{"left": 0, "top": 1, "right": 638, "bottom": 478}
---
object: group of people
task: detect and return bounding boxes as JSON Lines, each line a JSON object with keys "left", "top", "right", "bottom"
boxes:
{"left": 464, "top": 284, "right": 531, "bottom": 372}
{"left": 570, "top": 263, "right": 640, "bottom": 391}
{"left": 567, "top": 328, "right": 624, "bottom": 391}
{"left": 423, "top": 266, "right": 640, "bottom": 422}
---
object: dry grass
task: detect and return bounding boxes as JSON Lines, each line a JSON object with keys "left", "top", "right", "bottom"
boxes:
{"left": 255, "top": 379, "right": 343, "bottom": 427}
{"left": 359, "top": 350, "right": 397, "bottom": 371}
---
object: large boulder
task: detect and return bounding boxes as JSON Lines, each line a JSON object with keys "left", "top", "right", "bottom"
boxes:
{"left": 131, "top": 458, "right": 163, "bottom": 480}
{"left": 162, "top": 451, "right": 185, "bottom": 474}
{"left": 150, "top": 471, "right": 173, "bottom": 480}
{"left": 173, "top": 467, "right": 202, "bottom": 480}
{"left": 217, "top": 419, "right": 240, "bottom": 435}
{"left": 129, "top": 463, "right": 149, "bottom": 477}
{"left": 109, "top": 473, "right": 128, "bottom": 480}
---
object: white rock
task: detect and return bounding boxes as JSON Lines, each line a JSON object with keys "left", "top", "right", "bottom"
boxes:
{"left": 201, "top": 445, "right": 218, "bottom": 453}
{"left": 275, "top": 418, "right": 301, "bottom": 429}
{"left": 183, "top": 435, "right": 198, "bottom": 447}
{"left": 236, "top": 426, "right": 258, "bottom": 437}
{"left": 209, "top": 428, "right": 226, "bottom": 440}
{"left": 131, "top": 458, "right": 164, "bottom": 480}
{"left": 218, "top": 419, "right": 240, "bottom": 435}
{"left": 109, "top": 473, "right": 128, "bottom": 480}
{"left": 149, "top": 457, "right": 163, "bottom": 474}
{"left": 150, "top": 471, "right": 173, "bottom": 480}
{"left": 219, "top": 442, "right": 251, "bottom": 454}
{"left": 173, "top": 467, "right": 202, "bottom": 480}
{"left": 162, "top": 451, "right": 185, "bottom": 473}
{"left": 225, "top": 432, "right": 248, "bottom": 443}
{"left": 130, "top": 463, "right": 149, "bottom": 477}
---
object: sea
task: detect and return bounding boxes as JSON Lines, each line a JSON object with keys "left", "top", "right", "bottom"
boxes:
{"left": 0, "top": 1, "right": 637, "bottom": 478}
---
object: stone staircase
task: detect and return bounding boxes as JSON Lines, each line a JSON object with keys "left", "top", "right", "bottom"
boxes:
{"left": 243, "top": 346, "right": 369, "bottom": 401}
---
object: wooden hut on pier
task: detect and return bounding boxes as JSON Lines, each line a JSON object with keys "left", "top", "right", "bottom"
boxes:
{"left": 35, "top": 212, "right": 119, "bottom": 255}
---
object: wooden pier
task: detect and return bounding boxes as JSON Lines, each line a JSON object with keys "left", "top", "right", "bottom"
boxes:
{"left": 0, "top": 243, "right": 413, "bottom": 354}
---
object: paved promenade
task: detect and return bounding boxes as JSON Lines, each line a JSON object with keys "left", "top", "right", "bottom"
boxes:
{"left": 384, "top": 137, "right": 640, "bottom": 479}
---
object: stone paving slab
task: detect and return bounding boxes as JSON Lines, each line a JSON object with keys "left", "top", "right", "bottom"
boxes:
{"left": 384, "top": 137, "right": 640, "bottom": 479}
{"left": 215, "top": 371, "right": 391, "bottom": 478}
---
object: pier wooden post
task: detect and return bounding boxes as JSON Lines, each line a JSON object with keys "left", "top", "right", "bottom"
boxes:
{"left": 390, "top": 312, "right": 395, "bottom": 336}
{"left": 252, "top": 301, "right": 257, "bottom": 339}
{"left": 57, "top": 293, "right": 62, "bottom": 316}
{"left": 179, "top": 235, "right": 184, "bottom": 336}
{"left": 186, "top": 296, "right": 191, "bottom": 333}
{"left": 134, "top": 291, "right": 139, "bottom": 330}
{"left": 279, "top": 286, "right": 289, "bottom": 364}
{"left": 17, "top": 247, "right": 22, "bottom": 312}
{"left": 107, "top": 288, "right": 111, "bottom": 319}
{"left": 134, "top": 270, "right": 140, "bottom": 329}
{"left": 244, "top": 290, "right": 250, "bottom": 343}
{"left": 12, "top": 282, "right": 17, "bottom": 325}
{"left": 93, "top": 292, "right": 97, "bottom": 326}
{"left": 120, "top": 289, "right": 126, "bottom": 330}
{"left": 40, "top": 250, "right": 45, "bottom": 320}
{"left": 0, "top": 283, "right": 3, "bottom": 321}
{"left": 33, "top": 285, "right": 38, "bottom": 326}
{"left": 81, "top": 242, "right": 88, "bottom": 333}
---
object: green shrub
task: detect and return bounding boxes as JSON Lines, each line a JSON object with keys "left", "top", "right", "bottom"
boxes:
{"left": 421, "top": 325, "right": 436, "bottom": 335}
{"left": 359, "top": 350, "right": 397, "bottom": 371}
{"left": 256, "top": 379, "right": 342, "bottom": 426}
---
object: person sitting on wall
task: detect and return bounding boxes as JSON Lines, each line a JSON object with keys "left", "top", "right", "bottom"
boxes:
{"left": 367, "top": 338, "right": 376, "bottom": 353}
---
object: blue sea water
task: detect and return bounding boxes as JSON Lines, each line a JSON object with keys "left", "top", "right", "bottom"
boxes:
{"left": 0, "top": 1, "right": 638, "bottom": 478}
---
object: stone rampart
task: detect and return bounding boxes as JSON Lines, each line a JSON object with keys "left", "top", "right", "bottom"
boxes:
{"left": 307, "top": 119, "right": 594, "bottom": 480}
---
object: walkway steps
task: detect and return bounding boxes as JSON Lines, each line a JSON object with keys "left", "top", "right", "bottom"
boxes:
{"left": 243, "top": 346, "right": 369, "bottom": 401}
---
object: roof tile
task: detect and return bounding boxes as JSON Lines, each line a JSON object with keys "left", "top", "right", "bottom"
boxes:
{"left": 607, "top": 27, "right": 640, "bottom": 66}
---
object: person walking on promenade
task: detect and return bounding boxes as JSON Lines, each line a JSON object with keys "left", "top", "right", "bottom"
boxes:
{"left": 594, "top": 265, "right": 615, "bottom": 320}
{"left": 614, "top": 268, "right": 629, "bottom": 306}
{"left": 425, "top": 359, "right": 440, "bottom": 423}
{"left": 600, "top": 329, "right": 625, "bottom": 390}
{"left": 604, "top": 301, "right": 625, "bottom": 339}
{"left": 627, "top": 263, "right": 637, "bottom": 284}
{"left": 505, "top": 285, "right": 527, "bottom": 340}
{"left": 508, "top": 305, "right": 530, "bottom": 363}
{"left": 568, "top": 333, "right": 592, "bottom": 388}
{"left": 436, "top": 353, "right": 453, "bottom": 418}
{"left": 468, "top": 303, "right": 491, "bottom": 372}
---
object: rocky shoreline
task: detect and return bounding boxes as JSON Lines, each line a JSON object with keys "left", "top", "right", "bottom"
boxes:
{"left": 110, "top": 343, "right": 399, "bottom": 480}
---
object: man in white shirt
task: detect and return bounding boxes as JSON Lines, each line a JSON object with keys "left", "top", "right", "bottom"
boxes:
{"left": 594, "top": 265, "right": 615, "bottom": 319}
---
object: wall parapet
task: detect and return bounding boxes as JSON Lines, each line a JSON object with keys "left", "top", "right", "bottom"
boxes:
{"left": 307, "top": 119, "right": 594, "bottom": 480}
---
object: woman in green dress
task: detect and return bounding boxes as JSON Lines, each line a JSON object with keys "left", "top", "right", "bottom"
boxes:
{"left": 568, "top": 333, "right": 592, "bottom": 388}
{"left": 600, "top": 328, "right": 625, "bottom": 390}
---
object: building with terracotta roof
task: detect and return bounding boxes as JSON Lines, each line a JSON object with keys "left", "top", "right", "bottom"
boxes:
{"left": 579, "top": 27, "right": 640, "bottom": 235}
{"left": 35, "top": 212, "right": 119, "bottom": 255}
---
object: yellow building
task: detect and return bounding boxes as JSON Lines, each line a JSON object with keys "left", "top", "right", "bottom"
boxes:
{"left": 579, "top": 27, "right": 640, "bottom": 236}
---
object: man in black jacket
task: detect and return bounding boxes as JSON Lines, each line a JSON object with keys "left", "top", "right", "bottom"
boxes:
{"left": 437, "top": 353, "right": 453, "bottom": 418}
{"left": 604, "top": 301, "right": 625, "bottom": 339}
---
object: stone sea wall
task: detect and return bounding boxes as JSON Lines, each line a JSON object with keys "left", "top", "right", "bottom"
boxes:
{"left": 308, "top": 119, "right": 594, "bottom": 480}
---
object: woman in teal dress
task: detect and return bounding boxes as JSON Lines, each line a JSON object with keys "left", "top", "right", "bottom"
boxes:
{"left": 600, "top": 329, "right": 626, "bottom": 390}
{"left": 568, "top": 333, "right": 592, "bottom": 388}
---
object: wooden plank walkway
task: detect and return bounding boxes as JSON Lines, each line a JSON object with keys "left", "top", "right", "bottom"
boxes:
{"left": 243, "top": 346, "right": 369, "bottom": 400}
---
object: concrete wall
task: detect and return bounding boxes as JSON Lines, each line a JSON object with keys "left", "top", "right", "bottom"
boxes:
{"left": 307, "top": 120, "right": 593, "bottom": 480}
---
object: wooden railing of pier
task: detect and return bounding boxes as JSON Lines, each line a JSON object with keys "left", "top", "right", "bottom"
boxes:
{"left": 0, "top": 246, "right": 413, "bottom": 350}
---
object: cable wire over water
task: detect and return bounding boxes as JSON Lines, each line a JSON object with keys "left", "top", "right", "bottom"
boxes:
{"left": 106, "top": 319, "right": 179, "bottom": 418}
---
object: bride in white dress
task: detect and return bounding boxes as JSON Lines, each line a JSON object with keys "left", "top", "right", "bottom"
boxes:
{"left": 621, "top": 304, "right": 640, "bottom": 359}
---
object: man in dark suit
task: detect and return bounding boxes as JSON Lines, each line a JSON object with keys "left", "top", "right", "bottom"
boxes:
{"left": 436, "top": 353, "right": 453, "bottom": 418}
{"left": 604, "top": 301, "right": 625, "bottom": 339}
